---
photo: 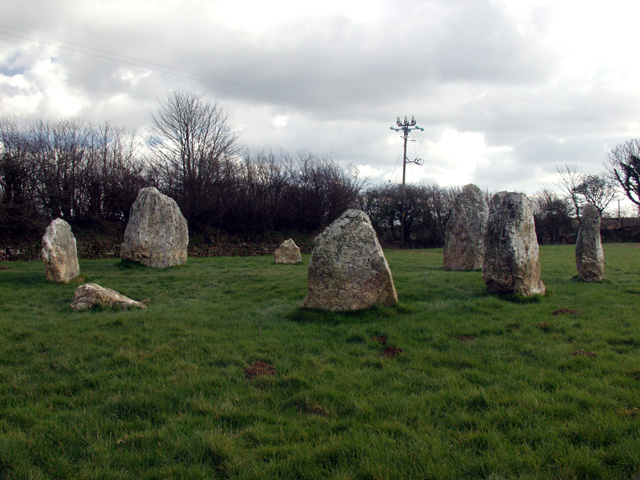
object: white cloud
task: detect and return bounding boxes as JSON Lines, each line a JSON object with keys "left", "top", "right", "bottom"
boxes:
{"left": 274, "top": 115, "right": 288, "bottom": 127}
{"left": 355, "top": 164, "right": 384, "bottom": 180}
{"left": 1, "top": 0, "right": 640, "bottom": 195}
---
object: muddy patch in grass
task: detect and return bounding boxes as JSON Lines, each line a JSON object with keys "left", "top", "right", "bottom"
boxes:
{"left": 553, "top": 308, "right": 581, "bottom": 315}
{"left": 244, "top": 361, "right": 277, "bottom": 379}
{"left": 370, "top": 334, "right": 387, "bottom": 345}
{"left": 379, "top": 347, "right": 403, "bottom": 358}
{"left": 570, "top": 349, "right": 597, "bottom": 358}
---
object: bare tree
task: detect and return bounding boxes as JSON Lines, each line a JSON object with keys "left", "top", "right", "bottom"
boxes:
{"left": 555, "top": 164, "right": 616, "bottom": 218}
{"left": 149, "top": 90, "right": 241, "bottom": 228}
{"left": 573, "top": 174, "right": 617, "bottom": 216}
{"left": 359, "top": 183, "right": 459, "bottom": 247}
{"left": 607, "top": 139, "right": 640, "bottom": 208}
{"left": 532, "top": 188, "right": 573, "bottom": 244}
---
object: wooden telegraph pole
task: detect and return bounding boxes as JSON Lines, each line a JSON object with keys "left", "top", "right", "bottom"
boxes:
{"left": 390, "top": 116, "right": 423, "bottom": 249}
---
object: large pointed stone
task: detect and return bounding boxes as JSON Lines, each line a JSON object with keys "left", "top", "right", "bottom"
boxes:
{"left": 303, "top": 209, "right": 398, "bottom": 311}
{"left": 121, "top": 187, "right": 188, "bottom": 268}
{"left": 443, "top": 184, "right": 488, "bottom": 270}
{"left": 575, "top": 204, "right": 604, "bottom": 281}
{"left": 42, "top": 218, "right": 79, "bottom": 283}
{"left": 482, "top": 192, "right": 545, "bottom": 296}
{"left": 274, "top": 238, "right": 302, "bottom": 264}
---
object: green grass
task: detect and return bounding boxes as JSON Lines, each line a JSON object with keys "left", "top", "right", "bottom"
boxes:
{"left": 1, "top": 244, "right": 639, "bottom": 479}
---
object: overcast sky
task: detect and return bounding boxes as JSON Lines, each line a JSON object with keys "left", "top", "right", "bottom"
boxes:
{"left": 1, "top": 0, "right": 639, "bottom": 198}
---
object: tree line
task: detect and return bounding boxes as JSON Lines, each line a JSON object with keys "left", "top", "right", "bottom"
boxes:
{"left": 2, "top": 90, "right": 640, "bottom": 250}
{"left": 0, "top": 91, "right": 364, "bottom": 246}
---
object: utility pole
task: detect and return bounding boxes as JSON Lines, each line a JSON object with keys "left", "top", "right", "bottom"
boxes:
{"left": 390, "top": 116, "right": 424, "bottom": 249}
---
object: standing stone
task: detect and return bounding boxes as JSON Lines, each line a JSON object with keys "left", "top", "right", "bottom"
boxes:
{"left": 443, "top": 184, "right": 488, "bottom": 270}
{"left": 482, "top": 192, "right": 545, "bottom": 296}
{"left": 274, "top": 238, "right": 302, "bottom": 264}
{"left": 120, "top": 187, "right": 188, "bottom": 268}
{"left": 42, "top": 218, "right": 79, "bottom": 283}
{"left": 575, "top": 204, "right": 604, "bottom": 281}
{"left": 303, "top": 209, "right": 398, "bottom": 311}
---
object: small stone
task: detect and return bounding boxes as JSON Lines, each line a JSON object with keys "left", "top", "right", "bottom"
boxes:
{"left": 443, "top": 184, "right": 488, "bottom": 270}
{"left": 42, "top": 218, "right": 79, "bottom": 283}
{"left": 575, "top": 204, "right": 604, "bottom": 281}
{"left": 303, "top": 209, "right": 398, "bottom": 311}
{"left": 70, "top": 283, "right": 146, "bottom": 311}
{"left": 120, "top": 187, "right": 188, "bottom": 268}
{"left": 482, "top": 192, "right": 545, "bottom": 296}
{"left": 274, "top": 238, "right": 302, "bottom": 264}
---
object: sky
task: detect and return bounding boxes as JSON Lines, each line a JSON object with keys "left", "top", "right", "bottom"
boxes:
{"left": 1, "top": 0, "right": 639, "bottom": 201}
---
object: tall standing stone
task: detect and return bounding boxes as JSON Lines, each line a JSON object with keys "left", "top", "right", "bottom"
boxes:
{"left": 121, "top": 187, "right": 188, "bottom": 268}
{"left": 303, "top": 209, "right": 398, "bottom": 311}
{"left": 443, "top": 184, "right": 488, "bottom": 270}
{"left": 42, "top": 218, "right": 79, "bottom": 283}
{"left": 575, "top": 203, "right": 604, "bottom": 281}
{"left": 274, "top": 238, "right": 302, "bottom": 264}
{"left": 482, "top": 192, "right": 545, "bottom": 296}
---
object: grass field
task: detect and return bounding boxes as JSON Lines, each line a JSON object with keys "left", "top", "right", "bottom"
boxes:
{"left": 0, "top": 244, "right": 639, "bottom": 479}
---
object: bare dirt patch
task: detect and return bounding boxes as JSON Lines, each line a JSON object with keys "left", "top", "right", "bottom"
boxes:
{"left": 553, "top": 308, "right": 581, "bottom": 315}
{"left": 616, "top": 407, "right": 639, "bottom": 417}
{"left": 370, "top": 334, "right": 387, "bottom": 345}
{"left": 309, "top": 405, "right": 331, "bottom": 416}
{"left": 570, "top": 349, "right": 597, "bottom": 358}
{"left": 379, "top": 347, "right": 404, "bottom": 358}
{"left": 244, "top": 361, "right": 277, "bottom": 379}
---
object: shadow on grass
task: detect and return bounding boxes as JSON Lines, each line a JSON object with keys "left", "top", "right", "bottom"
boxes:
{"left": 0, "top": 270, "right": 48, "bottom": 286}
{"left": 496, "top": 293, "right": 544, "bottom": 304}
{"left": 287, "top": 304, "right": 411, "bottom": 325}
{"left": 114, "top": 259, "right": 149, "bottom": 270}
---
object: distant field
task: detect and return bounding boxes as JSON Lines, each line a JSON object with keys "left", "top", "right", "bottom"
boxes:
{"left": 1, "top": 245, "right": 639, "bottom": 479}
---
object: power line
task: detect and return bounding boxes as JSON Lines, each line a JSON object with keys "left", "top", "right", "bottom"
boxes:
{"left": 0, "top": 25, "right": 388, "bottom": 126}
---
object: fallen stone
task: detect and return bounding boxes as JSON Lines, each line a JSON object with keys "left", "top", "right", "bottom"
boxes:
{"left": 303, "top": 209, "right": 398, "bottom": 311}
{"left": 274, "top": 238, "right": 302, "bottom": 264}
{"left": 482, "top": 192, "right": 545, "bottom": 296}
{"left": 443, "top": 184, "right": 488, "bottom": 270}
{"left": 575, "top": 203, "right": 604, "bottom": 281}
{"left": 70, "top": 283, "right": 147, "bottom": 311}
{"left": 42, "top": 218, "right": 79, "bottom": 283}
{"left": 121, "top": 187, "right": 188, "bottom": 268}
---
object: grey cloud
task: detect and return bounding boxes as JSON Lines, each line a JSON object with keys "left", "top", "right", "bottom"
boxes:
{"left": 1, "top": 0, "right": 639, "bottom": 196}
